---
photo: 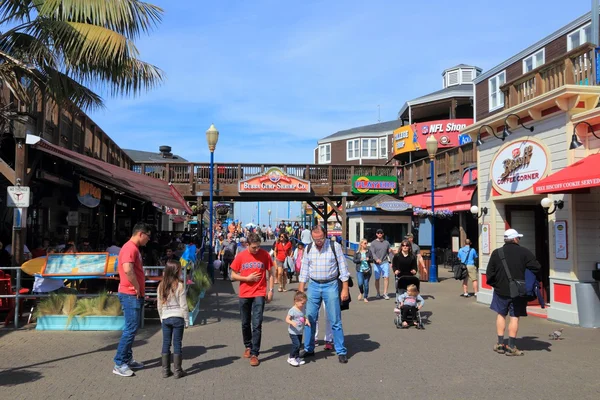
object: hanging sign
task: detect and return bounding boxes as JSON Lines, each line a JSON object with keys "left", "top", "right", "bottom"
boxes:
{"left": 352, "top": 176, "right": 397, "bottom": 195}
{"left": 490, "top": 139, "right": 549, "bottom": 195}
{"left": 481, "top": 223, "right": 490, "bottom": 255}
{"left": 392, "top": 118, "right": 473, "bottom": 155}
{"left": 77, "top": 180, "right": 101, "bottom": 208}
{"left": 554, "top": 220, "right": 568, "bottom": 259}
{"left": 239, "top": 167, "right": 311, "bottom": 193}
{"left": 378, "top": 200, "right": 410, "bottom": 212}
{"left": 7, "top": 186, "right": 30, "bottom": 208}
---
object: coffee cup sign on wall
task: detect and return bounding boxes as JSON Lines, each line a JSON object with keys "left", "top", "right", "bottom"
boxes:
{"left": 490, "top": 139, "right": 549, "bottom": 194}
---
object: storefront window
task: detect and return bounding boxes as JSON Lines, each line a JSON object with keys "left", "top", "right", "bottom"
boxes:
{"left": 364, "top": 223, "right": 408, "bottom": 245}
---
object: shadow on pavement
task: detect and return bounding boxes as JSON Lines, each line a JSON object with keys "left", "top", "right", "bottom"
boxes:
{"left": 420, "top": 311, "right": 433, "bottom": 325}
{"left": 0, "top": 369, "right": 43, "bottom": 387}
{"left": 186, "top": 356, "right": 239, "bottom": 376}
{"left": 346, "top": 333, "right": 380, "bottom": 358}
{"left": 518, "top": 336, "right": 552, "bottom": 352}
{"left": 140, "top": 344, "right": 228, "bottom": 370}
{"left": 260, "top": 343, "right": 293, "bottom": 363}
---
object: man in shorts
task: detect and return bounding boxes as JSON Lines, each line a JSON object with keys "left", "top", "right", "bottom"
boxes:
{"left": 457, "top": 239, "right": 478, "bottom": 297}
{"left": 370, "top": 229, "right": 392, "bottom": 299}
{"left": 486, "top": 229, "right": 541, "bottom": 356}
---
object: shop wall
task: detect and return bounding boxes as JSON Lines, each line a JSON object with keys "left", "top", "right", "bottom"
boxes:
{"left": 574, "top": 187, "right": 600, "bottom": 281}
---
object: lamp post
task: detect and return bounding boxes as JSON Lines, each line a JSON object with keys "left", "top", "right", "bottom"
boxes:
{"left": 268, "top": 209, "right": 271, "bottom": 227}
{"left": 426, "top": 134, "right": 439, "bottom": 283}
{"left": 206, "top": 124, "right": 219, "bottom": 283}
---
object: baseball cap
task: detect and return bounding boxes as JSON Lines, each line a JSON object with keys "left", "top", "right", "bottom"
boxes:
{"left": 405, "top": 232, "right": 414, "bottom": 238}
{"left": 504, "top": 229, "right": 523, "bottom": 240}
{"left": 376, "top": 229, "right": 384, "bottom": 234}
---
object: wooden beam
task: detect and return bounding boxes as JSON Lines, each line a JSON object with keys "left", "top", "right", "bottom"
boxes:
{"left": 528, "top": 108, "right": 543, "bottom": 120}
{"left": 555, "top": 94, "right": 580, "bottom": 111}
{"left": 307, "top": 201, "right": 327, "bottom": 230}
{"left": 0, "top": 157, "right": 16, "bottom": 184}
{"left": 24, "top": 153, "right": 42, "bottom": 185}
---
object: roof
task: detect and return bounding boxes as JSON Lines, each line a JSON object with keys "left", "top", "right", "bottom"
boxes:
{"left": 318, "top": 119, "right": 403, "bottom": 143}
{"left": 123, "top": 149, "right": 189, "bottom": 163}
{"left": 474, "top": 12, "right": 592, "bottom": 84}
{"left": 352, "top": 194, "right": 402, "bottom": 208}
{"left": 27, "top": 135, "right": 192, "bottom": 213}
{"left": 442, "top": 64, "right": 482, "bottom": 74}
{"left": 398, "top": 84, "right": 474, "bottom": 119}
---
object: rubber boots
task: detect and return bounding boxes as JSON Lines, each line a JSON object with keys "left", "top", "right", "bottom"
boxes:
{"left": 161, "top": 353, "right": 172, "bottom": 378}
{"left": 173, "top": 354, "right": 187, "bottom": 379}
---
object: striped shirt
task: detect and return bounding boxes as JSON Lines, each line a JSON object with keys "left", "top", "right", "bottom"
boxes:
{"left": 299, "top": 240, "right": 350, "bottom": 283}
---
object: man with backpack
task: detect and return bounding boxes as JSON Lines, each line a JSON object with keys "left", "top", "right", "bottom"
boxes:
{"left": 457, "top": 239, "right": 478, "bottom": 297}
{"left": 221, "top": 233, "right": 237, "bottom": 280}
{"left": 486, "top": 229, "right": 541, "bottom": 356}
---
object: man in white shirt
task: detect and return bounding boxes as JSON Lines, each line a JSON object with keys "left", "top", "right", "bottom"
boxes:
{"left": 300, "top": 225, "right": 312, "bottom": 246}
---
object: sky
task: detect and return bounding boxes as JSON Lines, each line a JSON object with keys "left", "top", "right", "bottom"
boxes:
{"left": 87, "top": 0, "right": 593, "bottom": 223}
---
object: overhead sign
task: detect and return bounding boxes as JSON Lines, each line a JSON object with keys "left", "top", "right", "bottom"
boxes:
{"left": 378, "top": 200, "right": 411, "bottom": 212}
{"left": 77, "top": 180, "right": 101, "bottom": 208}
{"left": 392, "top": 118, "right": 473, "bottom": 155}
{"left": 491, "top": 139, "right": 549, "bottom": 194}
{"left": 352, "top": 176, "right": 398, "bottom": 195}
{"left": 7, "top": 186, "right": 30, "bottom": 208}
{"left": 239, "top": 167, "right": 311, "bottom": 193}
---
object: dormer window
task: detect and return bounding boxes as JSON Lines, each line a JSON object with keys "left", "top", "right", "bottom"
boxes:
{"left": 443, "top": 65, "right": 480, "bottom": 88}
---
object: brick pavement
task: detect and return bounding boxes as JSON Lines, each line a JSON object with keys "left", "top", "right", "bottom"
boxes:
{"left": 1, "top": 268, "right": 599, "bottom": 400}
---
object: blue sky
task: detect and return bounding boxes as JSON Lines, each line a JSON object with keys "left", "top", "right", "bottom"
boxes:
{"left": 89, "top": 0, "right": 591, "bottom": 167}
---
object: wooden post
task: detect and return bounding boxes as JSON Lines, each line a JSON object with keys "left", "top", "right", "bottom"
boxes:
{"left": 12, "top": 138, "right": 27, "bottom": 266}
{"left": 565, "top": 58, "right": 575, "bottom": 85}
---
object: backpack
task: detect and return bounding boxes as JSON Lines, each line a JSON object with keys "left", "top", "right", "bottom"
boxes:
{"left": 306, "top": 242, "right": 353, "bottom": 310}
{"left": 223, "top": 241, "right": 236, "bottom": 261}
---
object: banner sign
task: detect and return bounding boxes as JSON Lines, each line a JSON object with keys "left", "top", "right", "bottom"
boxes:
{"left": 490, "top": 139, "right": 548, "bottom": 194}
{"left": 239, "top": 167, "right": 311, "bottom": 193}
{"left": 77, "top": 180, "right": 101, "bottom": 208}
{"left": 378, "top": 200, "right": 411, "bottom": 212}
{"left": 42, "top": 253, "right": 110, "bottom": 276}
{"left": 352, "top": 176, "right": 398, "bottom": 195}
{"left": 392, "top": 118, "right": 473, "bottom": 155}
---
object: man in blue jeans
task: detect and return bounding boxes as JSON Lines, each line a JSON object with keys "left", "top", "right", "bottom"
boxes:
{"left": 298, "top": 225, "right": 350, "bottom": 364}
{"left": 113, "top": 222, "right": 152, "bottom": 377}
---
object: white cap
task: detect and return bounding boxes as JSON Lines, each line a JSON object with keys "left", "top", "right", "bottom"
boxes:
{"left": 504, "top": 229, "right": 523, "bottom": 240}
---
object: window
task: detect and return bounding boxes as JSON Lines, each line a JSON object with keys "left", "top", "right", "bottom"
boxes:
{"left": 347, "top": 139, "right": 360, "bottom": 160}
{"left": 379, "top": 137, "right": 388, "bottom": 158}
{"left": 523, "top": 48, "right": 545, "bottom": 73}
{"left": 362, "top": 138, "right": 377, "bottom": 158}
{"left": 447, "top": 70, "right": 459, "bottom": 86}
{"left": 318, "top": 144, "right": 330, "bottom": 163}
{"left": 568, "top": 23, "right": 592, "bottom": 51}
{"left": 461, "top": 69, "right": 473, "bottom": 83}
{"left": 488, "top": 71, "right": 506, "bottom": 111}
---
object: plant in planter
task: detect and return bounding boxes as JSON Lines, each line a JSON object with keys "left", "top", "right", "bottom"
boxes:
{"left": 187, "top": 264, "right": 212, "bottom": 311}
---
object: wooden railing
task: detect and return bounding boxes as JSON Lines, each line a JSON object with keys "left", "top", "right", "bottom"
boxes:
{"left": 502, "top": 43, "right": 597, "bottom": 108}
{"left": 401, "top": 143, "right": 476, "bottom": 195}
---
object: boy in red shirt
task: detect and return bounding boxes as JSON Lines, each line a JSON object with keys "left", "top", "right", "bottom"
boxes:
{"left": 230, "top": 232, "right": 274, "bottom": 367}
{"left": 113, "top": 222, "right": 152, "bottom": 377}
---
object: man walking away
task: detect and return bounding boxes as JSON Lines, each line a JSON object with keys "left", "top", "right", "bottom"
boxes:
{"left": 370, "top": 229, "right": 391, "bottom": 299}
{"left": 486, "top": 229, "right": 541, "bottom": 356}
{"left": 113, "top": 222, "right": 152, "bottom": 377}
{"left": 300, "top": 225, "right": 312, "bottom": 246}
{"left": 458, "top": 239, "right": 478, "bottom": 297}
{"left": 221, "top": 233, "right": 236, "bottom": 280}
{"left": 298, "top": 225, "right": 350, "bottom": 364}
{"left": 230, "top": 233, "right": 275, "bottom": 367}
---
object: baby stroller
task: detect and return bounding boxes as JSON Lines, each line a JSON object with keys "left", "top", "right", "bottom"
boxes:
{"left": 394, "top": 275, "right": 424, "bottom": 329}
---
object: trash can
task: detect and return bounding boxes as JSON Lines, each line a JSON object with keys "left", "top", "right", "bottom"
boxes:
{"left": 575, "top": 282, "right": 600, "bottom": 328}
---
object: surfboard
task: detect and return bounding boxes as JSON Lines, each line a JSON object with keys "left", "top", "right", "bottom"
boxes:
{"left": 21, "top": 254, "right": 119, "bottom": 276}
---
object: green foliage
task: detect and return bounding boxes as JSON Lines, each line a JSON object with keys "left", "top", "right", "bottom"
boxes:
{"left": 186, "top": 266, "right": 211, "bottom": 311}
{"left": 35, "top": 293, "right": 65, "bottom": 317}
{"left": 61, "top": 294, "right": 77, "bottom": 316}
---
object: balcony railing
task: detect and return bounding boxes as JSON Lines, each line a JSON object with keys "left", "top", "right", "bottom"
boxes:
{"left": 401, "top": 143, "right": 476, "bottom": 195}
{"left": 502, "top": 43, "right": 597, "bottom": 109}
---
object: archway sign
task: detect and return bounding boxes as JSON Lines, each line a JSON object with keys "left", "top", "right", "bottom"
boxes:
{"left": 238, "top": 167, "right": 311, "bottom": 193}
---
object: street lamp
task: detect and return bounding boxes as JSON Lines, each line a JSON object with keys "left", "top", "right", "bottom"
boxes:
{"left": 426, "top": 134, "right": 439, "bottom": 283}
{"left": 268, "top": 209, "right": 272, "bottom": 227}
{"left": 206, "top": 123, "right": 219, "bottom": 283}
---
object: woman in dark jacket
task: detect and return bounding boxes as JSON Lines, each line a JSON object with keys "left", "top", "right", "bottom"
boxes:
{"left": 353, "top": 239, "right": 374, "bottom": 303}
{"left": 392, "top": 240, "right": 418, "bottom": 277}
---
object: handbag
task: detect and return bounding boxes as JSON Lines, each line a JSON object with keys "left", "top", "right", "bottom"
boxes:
{"left": 498, "top": 248, "right": 527, "bottom": 298}
{"left": 330, "top": 241, "right": 352, "bottom": 310}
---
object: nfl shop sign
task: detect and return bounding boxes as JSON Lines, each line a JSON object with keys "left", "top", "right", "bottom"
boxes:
{"left": 239, "top": 167, "right": 311, "bottom": 193}
{"left": 490, "top": 139, "right": 549, "bottom": 194}
{"left": 392, "top": 118, "right": 473, "bottom": 155}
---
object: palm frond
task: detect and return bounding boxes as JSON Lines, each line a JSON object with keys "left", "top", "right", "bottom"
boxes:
{"left": 43, "top": 66, "right": 104, "bottom": 111}
{"left": 0, "top": 0, "right": 36, "bottom": 25}
{"left": 38, "top": 0, "right": 163, "bottom": 39}
{"left": 0, "top": 31, "right": 57, "bottom": 70}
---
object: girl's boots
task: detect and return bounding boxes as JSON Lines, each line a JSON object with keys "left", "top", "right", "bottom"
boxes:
{"left": 173, "top": 354, "right": 187, "bottom": 379}
{"left": 161, "top": 353, "right": 172, "bottom": 378}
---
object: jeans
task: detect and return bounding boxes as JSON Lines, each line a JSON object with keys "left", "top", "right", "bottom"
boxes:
{"left": 239, "top": 296, "right": 266, "bottom": 356}
{"left": 114, "top": 293, "right": 144, "bottom": 366}
{"left": 356, "top": 271, "right": 371, "bottom": 299}
{"left": 162, "top": 317, "right": 185, "bottom": 354}
{"left": 304, "top": 280, "right": 346, "bottom": 355}
{"left": 289, "top": 334, "right": 303, "bottom": 358}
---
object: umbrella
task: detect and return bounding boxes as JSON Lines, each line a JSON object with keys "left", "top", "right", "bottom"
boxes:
{"left": 245, "top": 222, "right": 257, "bottom": 228}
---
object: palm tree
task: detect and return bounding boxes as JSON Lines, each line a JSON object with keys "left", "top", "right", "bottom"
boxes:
{"left": 0, "top": 0, "right": 165, "bottom": 113}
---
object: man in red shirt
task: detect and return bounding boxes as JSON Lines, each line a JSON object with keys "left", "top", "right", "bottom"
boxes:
{"left": 230, "top": 232, "right": 274, "bottom": 367}
{"left": 113, "top": 222, "right": 152, "bottom": 377}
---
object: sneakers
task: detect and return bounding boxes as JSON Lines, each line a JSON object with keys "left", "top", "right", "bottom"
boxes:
{"left": 250, "top": 355, "right": 260, "bottom": 366}
{"left": 287, "top": 357, "right": 300, "bottom": 367}
{"left": 300, "top": 350, "right": 315, "bottom": 358}
{"left": 112, "top": 364, "right": 134, "bottom": 377}
{"left": 243, "top": 348, "right": 251, "bottom": 358}
{"left": 461, "top": 293, "right": 470, "bottom": 297}
{"left": 493, "top": 344, "right": 506, "bottom": 354}
{"left": 324, "top": 342, "right": 333, "bottom": 351}
{"left": 376, "top": 293, "right": 382, "bottom": 299}
{"left": 127, "top": 360, "right": 144, "bottom": 370}
{"left": 357, "top": 293, "right": 363, "bottom": 301}
{"left": 382, "top": 294, "right": 390, "bottom": 300}
{"left": 505, "top": 346, "right": 524, "bottom": 356}
{"left": 296, "top": 357, "right": 305, "bottom": 365}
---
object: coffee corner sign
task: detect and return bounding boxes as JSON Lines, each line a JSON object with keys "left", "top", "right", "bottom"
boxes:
{"left": 490, "top": 139, "right": 549, "bottom": 194}
{"left": 239, "top": 167, "right": 311, "bottom": 193}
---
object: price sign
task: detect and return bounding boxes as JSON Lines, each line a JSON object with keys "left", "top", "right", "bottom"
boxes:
{"left": 7, "top": 186, "right": 30, "bottom": 208}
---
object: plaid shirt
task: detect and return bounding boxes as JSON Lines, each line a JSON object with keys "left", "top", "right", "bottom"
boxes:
{"left": 299, "top": 240, "right": 350, "bottom": 283}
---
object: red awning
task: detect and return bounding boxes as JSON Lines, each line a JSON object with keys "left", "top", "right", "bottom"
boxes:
{"left": 404, "top": 186, "right": 475, "bottom": 212}
{"left": 534, "top": 153, "right": 600, "bottom": 194}
{"left": 27, "top": 135, "right": 193, "bottom": 213}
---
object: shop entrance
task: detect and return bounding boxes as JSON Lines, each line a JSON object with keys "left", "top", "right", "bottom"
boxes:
{"left": 505, "top": 205, "right": 550, "bottom": 303}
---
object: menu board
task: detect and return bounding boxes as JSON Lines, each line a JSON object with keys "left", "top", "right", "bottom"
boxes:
{"left": 42, "top": 253, "right": 109, "bottom": 276}
{"left": 554, "top": 220, "right": 568, "bottom": 260}
{"left": 481, "top": 224, "right": 490, "bottom": 255}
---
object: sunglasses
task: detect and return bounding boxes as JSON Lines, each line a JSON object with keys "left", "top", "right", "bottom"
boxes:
{"left": 401, "top": 245, "right": 409, "bottom": 247}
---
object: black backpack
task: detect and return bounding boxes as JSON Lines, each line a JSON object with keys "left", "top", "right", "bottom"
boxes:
{"left": 223, "top": 241, "right": 236, "bottom": 261}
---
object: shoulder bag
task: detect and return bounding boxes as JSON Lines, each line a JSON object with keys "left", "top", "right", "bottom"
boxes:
{"left": 498, "top": 248, "right": 527, "bottom": 298}
{"left": 329, "top": 242, "right": 353, "bottom": 310}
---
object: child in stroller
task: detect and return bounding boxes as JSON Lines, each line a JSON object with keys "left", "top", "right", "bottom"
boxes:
{"left": 394, "top": 278, "right": 425, "bottom": 329}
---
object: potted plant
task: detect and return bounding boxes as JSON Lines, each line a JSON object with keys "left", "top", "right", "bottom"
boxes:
{"left": 187, "top": 263, "right": 212, "bottom": 326}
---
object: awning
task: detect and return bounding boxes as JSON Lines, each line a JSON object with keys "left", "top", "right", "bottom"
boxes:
{"left": 26, "top": 135, "right": 193, "bottom": 213}
{"left": 403, "top": 186, "right": 475, "bottom": 212}
{"left": 534, "top": 153, "right": 600, "bottom": 194}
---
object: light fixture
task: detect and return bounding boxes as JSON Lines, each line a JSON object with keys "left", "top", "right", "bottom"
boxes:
{"left": 470, "top": 205, "right": 488, "bottom": 219}
{"left": 502, "top": 113, "right": 534, "bottom": 141}
{"left": 570, "top": 121, "right": 600, "bottom": 150}
{"left": 206, "top": 123, "right": 219, "bottom": 151}
{"left": 476, "top": 125, "right": 494, "bottom": 147}
{"left": 540, "top": 197, "right": 563, "bottom": 215}
{"left": 426, "top": 134, "right": 438, "bottom": 159}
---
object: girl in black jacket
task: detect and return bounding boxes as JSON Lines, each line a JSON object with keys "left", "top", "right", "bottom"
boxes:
{"left": 392, "top": 240, "right": 418, "bottom": 277}
{"left": 353, "top": 239, "right": 374, "bottom": 302}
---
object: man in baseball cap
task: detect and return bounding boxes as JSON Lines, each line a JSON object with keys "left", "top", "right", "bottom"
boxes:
{"left": 503, "top": 229, "right": 523, "bottom": 240}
